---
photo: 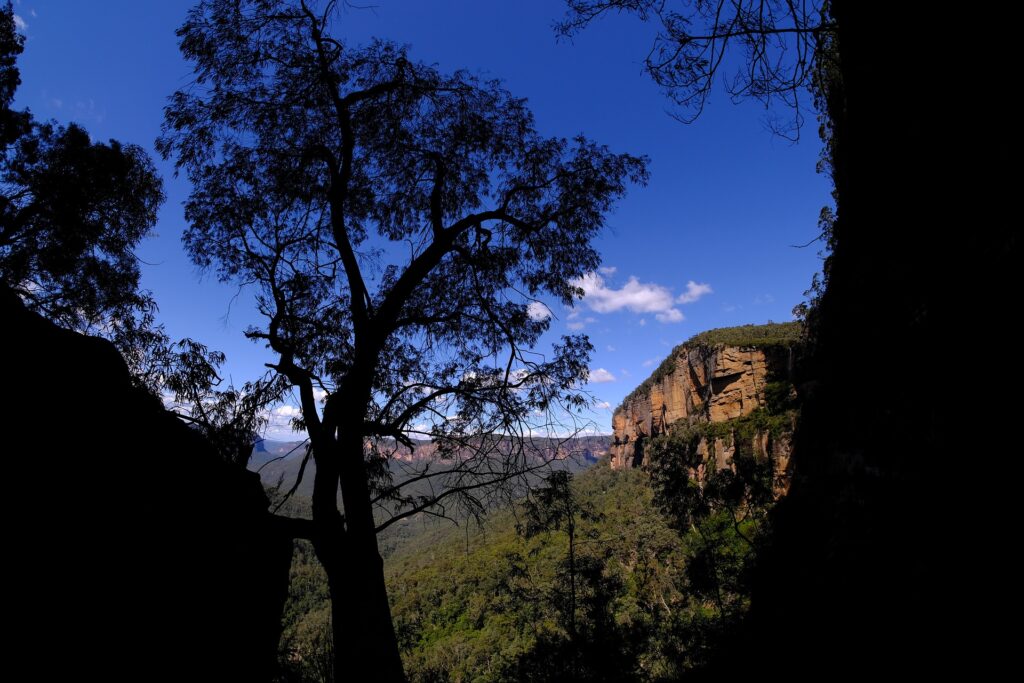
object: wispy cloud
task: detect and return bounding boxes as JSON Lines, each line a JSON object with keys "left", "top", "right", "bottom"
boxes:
{"left": 595, "top": 401, "right": 612, "bottom": 410}
{"left": 677, "top": 280, "right": 713, "bottom": 304}
{"left": 598, "top": 265, "right": 618, "bottom": 275}
{"left": 264, "top": 403, "right": 305, "bottom": 438}
{"left": 13, "top": 14, "right": 27, "bottom": 31}
{"left": 72, "top": 99, "right": 105, "bottom": 124}
{"left": 588, "top": 368, "right": 616, "bottom": 383}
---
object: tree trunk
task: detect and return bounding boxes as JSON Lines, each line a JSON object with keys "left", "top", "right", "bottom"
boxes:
{"left": 326, "top": 422, "right": 405, "bottom": 682}
{"left": 327, "top": 544, "right": 404, "bottom": 682}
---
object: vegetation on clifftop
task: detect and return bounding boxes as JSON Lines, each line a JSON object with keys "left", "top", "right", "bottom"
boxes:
{"left": 683, "top": 321, "right": 802, "bottom": 349}
{"left": 616, "top": 322, "right": 802, "bottom": 413}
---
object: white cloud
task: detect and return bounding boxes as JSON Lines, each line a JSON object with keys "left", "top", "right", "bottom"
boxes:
{"left": 598, "top": 266, "right": 618, "bottom": 275}
{"left": 13, "top": 14, "right": 27, "bottom": 30}
{"left": 263, "top": 403, "right": 306, "bottom": 439}
{"left": 30, "top": 9, "right": 37, "bottom": 19}
{"left": 677, "top": 281, "right": 713, "bottom": 304}
{"left": 527, "top": 301, "right": 551, "bottom": 321}
{"left": 272, "top": 405, "right": 302, "bottom": 418}
{"left": 638, "top": 318, "right": 647, "bottom": 326}
{"left": 588, "top": 368, "right": 616, "bottom": 383}
{"left": 606, "top": 345, "right": 616, "bottom": 352}
{"left": 572, "top": 272, "right": 713, "bottom": 324}
{"left": 567, "top": 310, "right": 581, "bottom": 320}
{"left": 574, "top": 272, "right": 681, "bottom": 320}
{"left": 642, "top": 357, "right": 660, "bottom": 367}
{"left": 595, "top": 401, "right": 612, "bottom": 410}
{"left": 655, "top": 309, "right": 683, "bottom": 323}
{"left": 567, "top": 321, "right": 585, "bottom": 331}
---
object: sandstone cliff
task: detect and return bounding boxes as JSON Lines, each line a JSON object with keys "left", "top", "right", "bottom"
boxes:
{"left": 611, "top": 323, "right": 800, "bottom": 488}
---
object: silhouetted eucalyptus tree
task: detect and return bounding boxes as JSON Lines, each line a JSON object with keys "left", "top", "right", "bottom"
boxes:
{"left": 558, "top": 0, "right": 834, "bottom": 139}
{"left": 0, "top": 3, "right": 164, "bottom": 332}
{"left": 519, "top": 471, "right": 600, "bottom": 648}
{"left": 0, "top": 2, "right": 283, "bottom": 463}
{"left": 159, "top": 0, "right": 647, "bottom": 678}
{"left": 0, "top": 2, "right": 28, "bottom": 147}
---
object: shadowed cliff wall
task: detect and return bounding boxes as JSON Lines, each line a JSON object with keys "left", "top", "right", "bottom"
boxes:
{"left": 2, "top": 286, "right": 291, "bottom": 681}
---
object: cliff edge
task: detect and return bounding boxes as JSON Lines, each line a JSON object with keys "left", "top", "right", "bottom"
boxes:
{"left": 611, "top": 323, "right": 800, "bottom": 485}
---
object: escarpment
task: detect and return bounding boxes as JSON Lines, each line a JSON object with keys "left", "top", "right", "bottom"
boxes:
{"left": 611, "top": 323, "right": 801, "bottom": 490}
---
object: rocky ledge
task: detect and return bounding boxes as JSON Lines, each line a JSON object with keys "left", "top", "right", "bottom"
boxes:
{"left": 611, "top": 323, "right": 801, "bottom": 490}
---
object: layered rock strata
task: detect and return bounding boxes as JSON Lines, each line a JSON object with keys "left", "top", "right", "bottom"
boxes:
{"left": 611, "top": 339, "right": 795, "bottom": 490}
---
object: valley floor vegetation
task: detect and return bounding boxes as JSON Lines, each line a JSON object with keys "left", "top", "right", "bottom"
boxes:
{"left": 273, "top": 452, "right": 784, "bottom": 683}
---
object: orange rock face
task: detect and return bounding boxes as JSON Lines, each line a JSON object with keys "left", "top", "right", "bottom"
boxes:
{"left": 610, "top": 344, "right": 787, "bottom": 471}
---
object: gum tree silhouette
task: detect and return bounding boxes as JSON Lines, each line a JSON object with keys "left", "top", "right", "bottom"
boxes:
{"left": 518, "top": 471, "right": 598, "bottom": 647}
{"left": 0, "top": 3, "right": 163, "bottom": 333}
{"left": 158, "top": 1, "right": 647, "bottom": 678}
{"left": 516, "top": 470, "right": 606, "bottom": 681}
{"left": 558, "top": 0, "right": 833, "bottom": 140}
{"left": 0, "top": 2, "right": 288, "bottom": 461}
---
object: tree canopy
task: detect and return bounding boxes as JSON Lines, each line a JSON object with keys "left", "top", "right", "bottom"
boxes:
{"left": 0, "top": 3, "right": 164, "bottom": 333}
{"left": 159, "top": 0, "right": 647, "bottom": 677}
{"left": 558, "top": 0, "right": 833, "bottom": 138}
{"left": 0, "top": 1, "right": 286, "bottom": 465}
{"left": 159, "top": 0, "right": 648, "bottom": 519}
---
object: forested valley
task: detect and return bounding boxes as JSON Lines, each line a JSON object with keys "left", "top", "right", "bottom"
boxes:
{"left": 1, "top": 1, "right": 1012, "bottom": 680}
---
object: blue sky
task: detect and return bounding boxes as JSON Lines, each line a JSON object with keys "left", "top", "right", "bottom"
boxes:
{"left": 11, "top": 1, "right": 830, "bottom": 437}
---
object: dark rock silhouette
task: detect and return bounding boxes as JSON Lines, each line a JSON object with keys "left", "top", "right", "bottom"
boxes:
{"left": 734, "top": 3, "right": 1013, "bottom": 677}
{"left": 2, "top": 285, "right": 291, "bottom": 680}
{"left": 564, "top": 2, "right": 1013, "bottom": 676}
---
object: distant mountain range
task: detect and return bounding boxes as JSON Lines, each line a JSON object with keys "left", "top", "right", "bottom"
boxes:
{"left": 249, "top": 435, "right": 611, "bottom": 499}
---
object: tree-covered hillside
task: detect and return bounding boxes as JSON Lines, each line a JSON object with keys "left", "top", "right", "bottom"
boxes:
{"left": 276, "top": 457, "right": 770, "bottom": 682}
